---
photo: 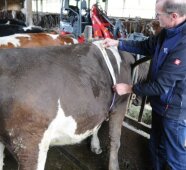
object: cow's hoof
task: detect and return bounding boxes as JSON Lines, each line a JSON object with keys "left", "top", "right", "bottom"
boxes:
{"left": 91, "top": 147, "right": 102, "bottom": 154}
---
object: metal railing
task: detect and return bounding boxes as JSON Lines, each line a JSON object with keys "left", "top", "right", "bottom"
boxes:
{"left": 126, "top": 55, "right": 151, "bottom": 133}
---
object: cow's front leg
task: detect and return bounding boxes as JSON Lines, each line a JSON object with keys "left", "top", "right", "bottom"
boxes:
{"left": 0, "top": 142, "right": 5, "bottom": 170}
{"left": 91, "top": 128, "right": 102, "bottom": 154}
{"left": 108, "top": 99, "right": 128, "bottom": 170}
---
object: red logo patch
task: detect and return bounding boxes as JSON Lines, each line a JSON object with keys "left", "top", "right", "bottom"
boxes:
{"left": 174, "top": 59, "right": 181, "bottom": 65}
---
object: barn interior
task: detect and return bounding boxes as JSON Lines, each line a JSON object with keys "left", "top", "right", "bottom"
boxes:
{"left": 0, "top": 0, "right": 159, "bottom": 170}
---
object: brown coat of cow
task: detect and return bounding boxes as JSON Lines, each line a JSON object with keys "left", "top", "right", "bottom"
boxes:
{"left": 0, "top": 33, "right": 77, "bottom": 48}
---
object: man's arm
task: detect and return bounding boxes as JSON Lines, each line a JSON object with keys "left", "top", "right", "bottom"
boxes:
{"left": 102, "top": 35, "right": 158, "bottom": 56}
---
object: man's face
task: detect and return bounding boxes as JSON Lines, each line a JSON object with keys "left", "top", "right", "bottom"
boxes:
{"left": 155, "top": 2, "right": 173, "bottom": 28}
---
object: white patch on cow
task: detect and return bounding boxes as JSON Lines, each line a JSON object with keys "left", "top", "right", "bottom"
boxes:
{"left": 23, "top": 26, "right": 42, "bottom": 31}
{"left": 37, "top": 99, "right": 100, "bottom": 170}
{"left": 23, "top": 26, "right": 32, "bottom": 31}
{"left": 46, "top": 33, "right": 59, "bottom": 40}
{"left": 5, "top": 21, "right": 10, "bottom": 25}
{"left": 150, "top": 26, "right": 155, "bottom": 35}
{"left": 14, "top": 34, "right": 30, "bottom": 39}
{"left": 0, "top": 142, "right": 5, "bottom": 170}
{"left": 72, "top": 38, "right": 78, "bottom": 44}
{"left": 61, "top": 41, "right": 72, "bottom": 45}
{"left": 93, "top": 40, "right": 117, "bottom": 85}
{"left": 0, "top": 34, "right": 30, "bottom": 47}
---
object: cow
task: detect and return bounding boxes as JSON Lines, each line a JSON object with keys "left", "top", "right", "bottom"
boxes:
{"left": 0, "top": 19, "right": 26, "bottom": 26}
{"left": 0, "top": 41, "right": 134, "bottom": 170}
{"left": 0, "top": 33, "right": 78, "bottom": 48}
{"left": 149, "top": 20, "right": 162, "bottom": 36}
{"left": 142, "top": 20, "right": 162, "bottom": 37}
{"left": 0, "top": 23, "right": 43, "bottom": 37}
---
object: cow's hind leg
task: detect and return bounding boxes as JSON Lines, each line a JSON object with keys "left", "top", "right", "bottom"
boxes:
{"left": 91, "top": 128, "right": 102, "bottom": 154}
{"left": 109, "top": 100, "right": 128, "bottom": 170}
{"left": 16, "top": 136, "right": 49, "bottom": 170}
{"left": 0, "top": 142, "right": 5, "bottom": 170}
{"left": 17, "top": 148, "right": 43, "bottom": 170}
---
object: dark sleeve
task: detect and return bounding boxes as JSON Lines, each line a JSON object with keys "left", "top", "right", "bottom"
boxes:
{"left": 132, "top": 45, "right": 186, "bottom": 97}
{"left": 118, "top": 35, "right": 158, "bottom": 56}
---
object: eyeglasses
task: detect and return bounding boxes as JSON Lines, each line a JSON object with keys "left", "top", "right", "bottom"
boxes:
{"left": 155, "top": 12, "right": 169, "bottom": 18}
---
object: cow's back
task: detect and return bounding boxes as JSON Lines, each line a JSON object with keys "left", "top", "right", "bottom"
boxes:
{"left": 0, "top": 33, "right": 77, "bottom": 48}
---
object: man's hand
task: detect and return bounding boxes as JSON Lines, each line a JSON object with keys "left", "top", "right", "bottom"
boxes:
{"left": 113, "top": 83, "right": 133, "bottom": 96}
{"left": 102, "top": 38, "right": 119, "bottom": 48}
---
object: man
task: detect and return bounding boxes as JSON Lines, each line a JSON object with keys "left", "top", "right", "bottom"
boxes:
{"left": 102, "top": 0, "right": 186, "bottom": 170}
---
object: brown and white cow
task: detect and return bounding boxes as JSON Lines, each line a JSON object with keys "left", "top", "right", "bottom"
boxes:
{"left": 0, "top": 33, "right": 78, "bottom": 48}
{"left": 0, "top": 41, "right": 134, "bottom": 170}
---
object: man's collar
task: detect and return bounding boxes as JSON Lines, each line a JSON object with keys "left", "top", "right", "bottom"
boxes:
{"left": 165, "top": 20, "right": 186, "bottom": 37}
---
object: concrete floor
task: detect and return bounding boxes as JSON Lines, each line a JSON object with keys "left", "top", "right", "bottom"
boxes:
{"left": 3, "top": 121, "right": 151, "bottom": 170}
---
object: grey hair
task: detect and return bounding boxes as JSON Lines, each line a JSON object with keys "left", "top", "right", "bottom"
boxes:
{"left": 162, "top": 0, "right": 186, "bottom": 16}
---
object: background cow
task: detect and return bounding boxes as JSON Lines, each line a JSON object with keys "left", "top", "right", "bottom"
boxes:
{"left": 0, "top": 42, "right": 135, "bottom": 170}
{"left": 0, "top": 19, "right": 43, "bottom": 36}
{"left": 0, "top": 33, "right": 78, "bottom": 48}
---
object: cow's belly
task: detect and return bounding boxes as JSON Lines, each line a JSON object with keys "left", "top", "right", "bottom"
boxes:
{"left": 36, "top": 99, "right": 101, "bottom": 170}
{"left": 50, "top": 124, "right": 99, "bottom": 146}
{"left": 39, "top": 99, "right": 100, "bottom": 148}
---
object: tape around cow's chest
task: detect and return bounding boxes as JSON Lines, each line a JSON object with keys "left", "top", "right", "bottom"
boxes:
{"left": 93, "top": 41, "right": 121, "bottom": 85}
